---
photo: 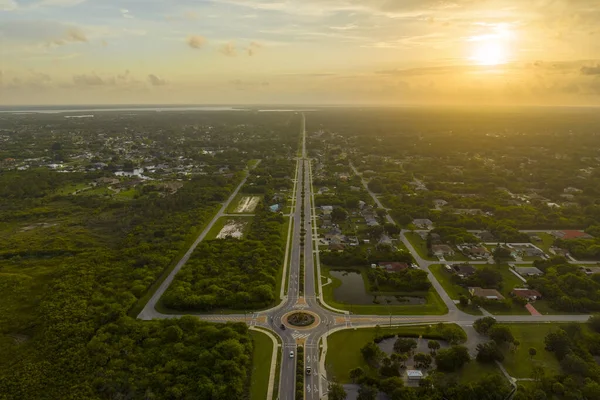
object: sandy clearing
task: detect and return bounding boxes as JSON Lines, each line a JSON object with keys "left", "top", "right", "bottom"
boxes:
{"left": 234, "top": 196, "right": 261, "bottom": 213}
{"left": 216, "top": 220, "right": 248, "bottom": 239}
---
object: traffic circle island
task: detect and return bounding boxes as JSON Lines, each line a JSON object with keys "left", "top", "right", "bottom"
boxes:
{"left": 282, "top": 311, "right": 320, "bottom": 330}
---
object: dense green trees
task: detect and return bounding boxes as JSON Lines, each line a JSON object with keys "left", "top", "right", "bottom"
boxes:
{"left": 529, "top": 258, "right": 600, "bottom": 312}
{"left": 162, "top": 205, "right": 286, "bottom": 311}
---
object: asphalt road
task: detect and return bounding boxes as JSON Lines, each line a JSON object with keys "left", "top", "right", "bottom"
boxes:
{"left": 137, "top": 114, "right": 592, "bottom": 399}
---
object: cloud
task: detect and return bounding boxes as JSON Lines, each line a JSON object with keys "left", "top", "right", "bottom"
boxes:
{"left": 147, "top": 74, "right": 166, "bottom": 86}
{"left": 581, "top": 65, "right": 600, "bottom": 75}
{"left": 34, "top": 0, "right": 86, "bottom": 8}
{"left": 73, "top": 73, "right": 104, "bottom": 86}
{"left": 121, "top": 9, "right": 134, "bottom": 19}
{"left": 246, "top": 41, "right": 262, "bottom": 56}
{"left": 220, "top": 42, "right": 237, "bottom": 56}
{"left": 187, "top": 35, "right": 206, "bottom": 49}
{"left": 66, "top": 28, "right": 87, "bottom": 42}
{"left": 0, "top": 0, "right": 17, "bottom": 11}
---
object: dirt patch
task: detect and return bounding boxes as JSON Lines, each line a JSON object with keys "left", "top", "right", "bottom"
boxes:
{"left": 234, "top": 196, "right": 261, "bottom": 213}
{"left": 20, "top": 223, "right": 57, "bottom": 232}
{"left": 216, "top": 220, "right": 248, "bottom": 239}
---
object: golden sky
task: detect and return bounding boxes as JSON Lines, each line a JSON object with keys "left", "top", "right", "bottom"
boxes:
{"left": 1, "top": 0, "right": 600, "bottom": 105}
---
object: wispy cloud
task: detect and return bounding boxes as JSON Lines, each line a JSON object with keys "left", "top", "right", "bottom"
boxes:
{"left": 220, "top": 42, "right": 237, "bottom": 56}
{"left": 0, "top": 0, "right": 17, "bottom": 11}
{"left": 121, "top": 9, "right": 134, "bottom": 19}
{"left": 187, "top": 35, "right": 206, "bottom": 49}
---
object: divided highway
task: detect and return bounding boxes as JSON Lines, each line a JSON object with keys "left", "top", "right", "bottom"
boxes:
{"left": 138, "top": 114, "right": 591, "bottom": 399}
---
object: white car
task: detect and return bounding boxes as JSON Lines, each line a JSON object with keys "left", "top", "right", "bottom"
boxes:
{"left": 289, "top": 351, "right": 294, "bottom": 358}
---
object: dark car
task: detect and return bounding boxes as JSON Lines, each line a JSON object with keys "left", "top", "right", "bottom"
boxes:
{"left": 280, "top": 324, "right": 286, "bottom": 330}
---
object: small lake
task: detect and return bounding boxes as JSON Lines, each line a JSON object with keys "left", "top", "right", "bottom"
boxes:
{"left": 329, "top": 270, "right": 425, "bottom": 306}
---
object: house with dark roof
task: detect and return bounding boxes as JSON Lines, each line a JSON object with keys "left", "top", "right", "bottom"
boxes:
{"left": 452, "top": 264, "right": 476, "bottom": 278}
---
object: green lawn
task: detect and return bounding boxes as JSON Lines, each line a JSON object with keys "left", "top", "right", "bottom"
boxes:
{"left": 249, "top": 330, "right": 274, "bottom": 400}
{"left": 429, "top": 265, "right": 468, "bottom": 300}
{"left": 429, "top": 263, "right": 529, "bottom": 315}
{"left": 502, "top": 324, "right": 562, "bottom": 379}
{"left": 326, "top": 325, "right": 496, "bottom": 384}
{"left": 405, "top": 232, "right": 437, "bottom": 261}
{"left": 528, "top": 232, "right": 555, "bottom": 254}
{"left": 321, "top": 266, "right": 448, "bottom": 315}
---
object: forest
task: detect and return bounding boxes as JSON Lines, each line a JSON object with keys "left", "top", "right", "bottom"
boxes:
{"left": 0, "top": 111, "right": 300, "bottom": 399}
{"left": 161, "top": 203, "right": 287, "bottom": 311}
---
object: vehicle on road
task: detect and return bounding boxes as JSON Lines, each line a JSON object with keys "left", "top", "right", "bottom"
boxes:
{"left": 280, "top": 323, "right": 286, "bottom": 330}
{"left": 289, "top": 351, "right": 294, "bottom": 358}
{"left": 306, "top": 367, "right": 311, "bottom": 375}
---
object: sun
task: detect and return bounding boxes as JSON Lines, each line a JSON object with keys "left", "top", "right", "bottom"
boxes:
{"left": 470, "top": 40, "right": 508, "bottom": 66}
{"left": 467, "top": 23, "right": 514, "bottom": 66}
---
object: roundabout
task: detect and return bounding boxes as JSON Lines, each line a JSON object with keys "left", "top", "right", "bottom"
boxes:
{"left": 281, "top": 310, "right": 320, "bottom": 330}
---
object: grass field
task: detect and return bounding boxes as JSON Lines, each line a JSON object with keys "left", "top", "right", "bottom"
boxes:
{"left": 326, "top": 325, "right": 498, "bottom": 384}
{"left": 249, "top": 330, "right": 274, "bottom": 400}
{"left": 429, "top": 264, "right": 468, "bottom": 300}
{"left": 502, "top": 324, "right": 562, "bottom": 378}
{"left": 321, "top": 266, "right": 448, "bottom": 315}
{"left": 405, "top": 232, "right": 437, "bottom": 261}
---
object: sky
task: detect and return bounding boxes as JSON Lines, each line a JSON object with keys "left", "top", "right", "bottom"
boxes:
{"left": 1, "top": 0, "right": 600, "bottom": 106}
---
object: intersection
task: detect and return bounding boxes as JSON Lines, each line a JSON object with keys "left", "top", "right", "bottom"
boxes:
{"left": 138, "top": 113, "right": 591, "bottom": 400}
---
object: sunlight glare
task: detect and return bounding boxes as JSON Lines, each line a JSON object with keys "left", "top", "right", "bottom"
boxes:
{"left": 468, "top": 23, "right": 514, "bottom": 66}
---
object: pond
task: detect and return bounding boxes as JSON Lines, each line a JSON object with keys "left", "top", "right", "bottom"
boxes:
{"left": 329, "top": 270, "right": 425, "bottom": 306}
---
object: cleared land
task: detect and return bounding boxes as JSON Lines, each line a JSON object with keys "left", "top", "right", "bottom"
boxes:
{"left": 233, "top": 196, "right": 261, "bottom": 213}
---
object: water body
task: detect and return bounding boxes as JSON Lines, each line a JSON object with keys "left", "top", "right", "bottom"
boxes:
{"left": 0, "top": 105, "right": 319, "bottom": 114}
{"left": 329, "top": 270, "right": 425, "bottom": 306}
{"left": 0, "top": 106, "right": 237, "bottom": 114}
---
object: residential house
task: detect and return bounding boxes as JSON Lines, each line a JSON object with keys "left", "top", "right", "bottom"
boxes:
{"left": 433, "top": 199, "right": 448, "bottom": 209}
{"left": 551, "top": 230, "right": 593, "bottom": 240}
{"left": 464, "top": 245, "right": 489, "bottom": 258}
{"left": 378, "top": 234, "right": 393, "bottom": 247}
{"left": 269, "top": 204, "right": 281, "bottom": 212}
{"left": 511, "top": 288, "right": 542, "bottom": 301}
{"left": 350, "top": 186, "right": 361, "bottom": 192}
{"left": 431, "top": 244, "right": 455, "bottom": 257}
{"left": 452, "top": 264, "right": 476, "bottom": 278}
{"left": 477, "top": 231, "right": 497, "bottom": 242}
{"left": 514, "top": 266, "right": 544, "bottom": 277}
{"left": 377, "top": 261, "right": 410, "bottom": 272}
{"left": 412, "top": 219, "right": 433, "bottom": 229}
{"left": 321, "top": 205, "right": 333, "bottom": 215}
{"left": 564, "top": 187, "right": 583, "bottom": 194}
{"left": 328, "top": 243, "right": 345, "bottom": 251}
{"left": 406, "top": 370, "right": 424, "bottom": 381}
{"left": 469, "top": 287, "right": 505, "bottom": 300}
